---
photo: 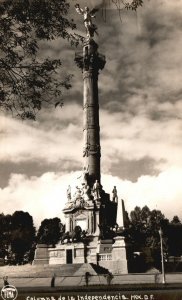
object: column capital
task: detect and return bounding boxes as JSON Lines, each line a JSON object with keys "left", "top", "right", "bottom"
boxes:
{"left": 75, "top": 39, "right": 106, "bottom": 71}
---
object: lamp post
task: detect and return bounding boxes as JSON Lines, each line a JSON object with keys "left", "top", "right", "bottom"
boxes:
{"left": 159, "top": 228, "right": 166, "bottom": 284}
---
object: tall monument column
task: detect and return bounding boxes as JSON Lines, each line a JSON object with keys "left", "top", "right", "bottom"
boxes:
{"left": 82, "top": 39, "right": 105, "bottom": 186}
{"left": 75, "top": 8, "right": 105, "bottom": 186}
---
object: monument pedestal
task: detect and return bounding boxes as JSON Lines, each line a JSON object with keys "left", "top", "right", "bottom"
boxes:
{"left": 49, "top": 242, "right": 86, "bottom": 265}
{"left": 97, "top": 239, "right": 113, "bottom": 270}
{"left": 111, "top": 236, "right": 130, "bottom": 274}
{"left": 33, "top": 244, "right": 52, "bottom": 265}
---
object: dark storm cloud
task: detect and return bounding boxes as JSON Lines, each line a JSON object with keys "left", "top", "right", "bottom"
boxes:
{"left": 37, "top": 100, "right": 82, "bottom": 130}
{"left": 48, "top": 0, "right": 182, "bottom": 124}
{"left": 0, "top": 159, "right": 80, "bottom": 188}
{"left": 107, "top": 156, "right": 163, "bottom": 182}
{"left": 88, "top": 1, "right": 182, "bottom": 126}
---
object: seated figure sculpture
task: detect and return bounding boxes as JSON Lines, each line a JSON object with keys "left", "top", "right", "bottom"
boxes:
{"left": 61, "top": 226, "right": 83, "bottom": 244}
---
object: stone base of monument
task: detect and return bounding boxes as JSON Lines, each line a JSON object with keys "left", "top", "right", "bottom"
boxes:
{"left": 110, "top": 236, "right": 131, "bottom": 274}
{"left": 33, "top": 237, "right": 131, "bottom": 274}
{"left": 33, "top": 244, "right": 52, "bottom": 265}
{"left": 97, "top": 239, "right": 113, "bottom": 253}
{"left": 48, "top": 242, "right": 86, "bottom": 265}
{"left": 96, "top": 239, "right": 113, "bottom": 271}
{"left": 86, "top": 249, "right": 98, "bottom": 264}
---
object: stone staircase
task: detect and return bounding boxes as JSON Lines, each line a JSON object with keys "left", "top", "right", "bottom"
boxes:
{"left": 0, "top": 264, "right": 82, "bottom": 278}
{"left": 0, "top": 263, "right": 109, "bottom": 279}
{"left": 90, "top": 263, "right": 110, "bottom": 274}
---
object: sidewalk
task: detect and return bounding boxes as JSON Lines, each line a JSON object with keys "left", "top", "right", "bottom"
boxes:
{"left": 0, "top": 273, "right": 182, "bottom": 289}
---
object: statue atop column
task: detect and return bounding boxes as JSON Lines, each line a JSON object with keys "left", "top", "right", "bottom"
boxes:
{"left": 75, "top": 4, "right": 98, "bottom": 38}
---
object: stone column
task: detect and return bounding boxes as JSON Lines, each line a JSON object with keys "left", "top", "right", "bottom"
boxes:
{"left": 95, "top": 210, "right": 100, "bottom": 235}
{"left": 75, "top": 39, "right": 105, "bottom": 187}
{"left": 83, "top": 40, "right": 100, "bottom": 186}
{"left": 65, "top": 215, "right": 70, "bottom": 232}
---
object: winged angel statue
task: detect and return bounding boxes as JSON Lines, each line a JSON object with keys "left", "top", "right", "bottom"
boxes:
{"left": 75, "top": 4, "right": 98, "bottom": 38}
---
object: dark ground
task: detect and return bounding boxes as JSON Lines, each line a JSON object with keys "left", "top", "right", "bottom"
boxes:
{"left": 7, "top": 284, "right": 182, "bottom": 300}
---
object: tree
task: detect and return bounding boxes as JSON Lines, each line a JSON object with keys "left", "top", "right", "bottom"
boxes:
{"left": 37, "top": 217, "right": 65, "bottom": 246}
{"left": 167, "top": 217, "right": 182, "bottom": 257}
{"left": 171, "top": 215, "right": 181, "bottom": 224}
{"left": 0, "top": 213, "right": 12, "bottom": 260}
{"left": 101, "top": 0, "right": 143, "bottom": 22}
{"left": 129, "top": 206, "right": 169, "bottom": 269}
{"left": 0, "top": 0, "right": 144, "bottom": 120}
{"left": 10, "top": 211, "right": 36, "bottom": 264}
{"left": 0, "top": 211, "right": 36, "bottom": 264}
{"left": 0, "top": 0, "right": 77, "bottom": 120}
{"left": 112, "top": 0, "right": 143, "bottom": 11}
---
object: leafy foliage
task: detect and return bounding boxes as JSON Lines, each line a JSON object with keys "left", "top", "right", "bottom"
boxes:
{"left": 0, "top": 214, "right": 12, "bottom": 259}
{"left": 0, "top": 0, "right": 77, "bottom": 120}
{"left": 0, "top": 0, "right": 145, "bottom": 120}
{"left": 171, "top": 215, "right": 181, "bottom": 224}
{"left": 123, "top": 0, "right": 143, "bottom": 11}
{"left": 37, "top": 217, "right": 65, "bottom": 246}
{"left": 101, "top": 0, "right": 143, "bottom": 22}
{"left": 10, "top": 211, "right": 36, "bottom": 263}
{"left": 110, "top": 0, "right": 143, "bottom": 11}
{"left": 0, "top": 211, "right": 36, "bottom": 264}
{"left": 129, "top": 206, "right": 169, "bottom": 269}
{"left": 130, "top": 206, "right": 168, "bottom": 244}
{"left": 167, "top": 216, "right": 182, "bottom": 257}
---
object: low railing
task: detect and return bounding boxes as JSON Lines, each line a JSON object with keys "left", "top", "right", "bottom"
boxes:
{"left": 98, "top": 254, "right": 112, "bottom": 261}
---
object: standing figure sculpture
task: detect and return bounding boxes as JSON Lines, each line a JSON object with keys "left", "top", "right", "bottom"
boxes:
{"left": 81, "top": 167, "right": 89, "bottom": 185}
{"left": 67, "top": 185, "right": 71, "bottom": 201}
{"left": 75, "top": 4, "right": 98, "bottom": 38}
{"left": 83, "top": 184, "right": 91, "bottom": 201}
{"left": 112, "top": 186, "right": 118, "bottom": 203}
{"left": 93, "top": 179, "right": 101, "bottom": 199}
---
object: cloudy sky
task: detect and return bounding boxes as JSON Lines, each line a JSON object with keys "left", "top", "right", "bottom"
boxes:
{"left": 0, "top": 0, "right": 182, "bottom": 227}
